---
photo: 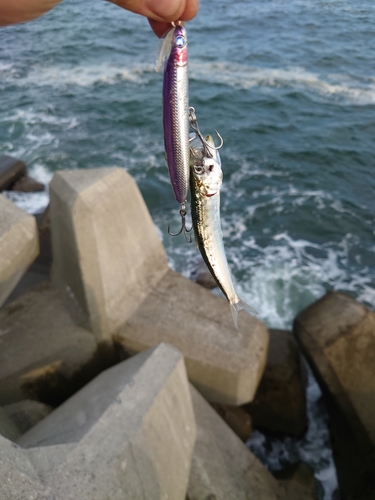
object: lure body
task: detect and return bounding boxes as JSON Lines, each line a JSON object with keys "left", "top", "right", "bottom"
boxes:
{"left": 158, "top": 25, "right": 190, "bottom": 204}
{"left": 190, "top": 134, "right": 255, "bottom": 329}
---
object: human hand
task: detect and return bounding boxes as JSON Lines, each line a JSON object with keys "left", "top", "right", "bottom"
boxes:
{"left": 0, "top": 0, "right": 199, "bottom": 36}
{"left": 108, "top": 0, "right": 199, "bottom": 37}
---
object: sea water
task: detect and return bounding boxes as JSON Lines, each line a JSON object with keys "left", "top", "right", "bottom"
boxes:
{"left": 1, "top": 1, "right": 375, "bottom": 498}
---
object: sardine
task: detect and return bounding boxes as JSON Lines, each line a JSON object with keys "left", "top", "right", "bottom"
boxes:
{"left": 190, "top": 134, "right": 256, "bottom": 329}
{"left": 156, "top": 24, "right": 189, "bottom": 204}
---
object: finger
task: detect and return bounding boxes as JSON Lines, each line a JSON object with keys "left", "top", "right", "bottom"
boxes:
{"left": 108, "top": 0, "right": 198, "bottom": 25}
{"left": 148, "top": 0, "right": 199, "bottom": 38}
{"left": 0, "top": 0, "right": 61, "bottom": 25}
{"left": 148, "top": 19, "right": 172, "bottom": 38}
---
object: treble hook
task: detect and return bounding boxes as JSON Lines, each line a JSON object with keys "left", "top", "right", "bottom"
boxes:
{"left": 168, "top": 203, "right": 193, "bottom": 243}
{"left": 188, "top": 107, "right": 224, "bottom": 157}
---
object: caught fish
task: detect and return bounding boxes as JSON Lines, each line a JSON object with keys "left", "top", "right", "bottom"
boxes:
{"left": 190, "top": 133, "right": 256, "bottom": 329}
{"left": 156, "top": 23, "right": 190, "bottom": 206}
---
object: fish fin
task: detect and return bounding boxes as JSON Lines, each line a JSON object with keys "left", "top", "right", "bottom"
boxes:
{"left": 155, "top": 27, "right": 175, "bottom": 72}
{"left": 230, "top": 298, "right": 257, "bottom": 330}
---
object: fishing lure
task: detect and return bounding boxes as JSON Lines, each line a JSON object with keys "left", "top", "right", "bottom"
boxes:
{"left": 189, "top": 123, "right": 256, "bottom": 329}
{"left": 156, "top": 23, "right": 191, "bottom": 240}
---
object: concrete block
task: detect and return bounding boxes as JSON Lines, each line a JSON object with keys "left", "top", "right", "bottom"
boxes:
{"left": 0, "top": 407, "right": 21, "bottom": 441}
{"left": 0, "top": 282, "right": 99, "bottom": 406}
{"left": 50, "top": 168, "right": 168, "bottom": 341}
{"left": 0, "top": 155, "right": 26, "bottom": 191}
{"left": 118, "top": 269, "right": 269, "bottom": 405}
{"left": 0, "top": 435, "right": 50, "bottom": 499}
{"left": 3, "top": 400, "right": 53, "bottom": 434}
{"left": 210, "top": 402, "right": 252, "bottom": 442}
{"left": 18, "top": 343, "right": 196, "bottom": 500}
{"left": 244, "top": 329, "right": 307, "bottom": 436}
{"left": 187, "top": 385, "right": 287, "bottom": 500}
{"left": 0, "top": 194, "right": 39, "bottom": 307}
{"left": 10, "top": 175, "right": 44, "bottom": 192}
{"left": 275, "top": 462, "right": 317, "bottom": 500}
{"left": 4, "top": 206, "right": 51, "bottom": 305}
{"left": 294, "top": 291, "right": 375, "bottom": 499}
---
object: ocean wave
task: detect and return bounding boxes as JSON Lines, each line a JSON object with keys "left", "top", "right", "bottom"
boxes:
{"left": 3, "top": 189, "right": 49, "bottom": 215}
{"left": 190, "top": 61, "right": 375, "bottom": 105}
{"left": 3, "top": 58, "right": 375, "bottom": 105}
{"left": 0, "top": 108, "right": 78, "bottom": 129}
{"left": 225, "top": 231, "right": 375, "bottom": 329}
{"left": 1, "top": 63, "right": 155, "bottom": 88}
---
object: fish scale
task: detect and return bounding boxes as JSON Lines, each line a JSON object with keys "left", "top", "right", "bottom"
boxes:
{"left": 190, "top": 134, "right": 256, "bottom": 329}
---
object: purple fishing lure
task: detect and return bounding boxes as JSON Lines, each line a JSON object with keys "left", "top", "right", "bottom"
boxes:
{"left": 157, "top": 25, "right": 190, "bottom": 204}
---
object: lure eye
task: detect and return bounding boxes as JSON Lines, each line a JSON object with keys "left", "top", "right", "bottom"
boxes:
{"left": 175, "top": 35, "right": 186, "bottom": 48}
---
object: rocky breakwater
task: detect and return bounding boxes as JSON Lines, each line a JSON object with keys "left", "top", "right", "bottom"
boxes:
{"left": 0, "top": 166, "right": 308, "bottom": 499}
{"left": 294, "top": 292, "right": 375, "bottom": 500}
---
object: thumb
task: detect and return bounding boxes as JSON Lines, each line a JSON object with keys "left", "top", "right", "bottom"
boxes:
{"left": 107, "top": 0, "right": 198, "bottom": 24}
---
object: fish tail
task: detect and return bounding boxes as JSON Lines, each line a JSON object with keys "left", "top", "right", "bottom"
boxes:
{"left": 230, "top": 298, "right": 257, "bottom": 330}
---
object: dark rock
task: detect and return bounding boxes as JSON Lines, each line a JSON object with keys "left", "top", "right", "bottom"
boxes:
{"left": 210, "top": 402, "right": 252, "bottom": 442}
{"left": 244, "top": 329, "right": 307, "bottom": 437}
{"left": 3, "top": 400, "right": 53, "bottom": 434}
{"left": 294, "top": 291, "right": 375, "bottom": 500}
{"left": 35, "top": 205, "right": 52, "bottom": 267}
{"left": 0, "top": 155, "right": 26, "bottom": 191}
{"left": 10, "top": 175, "right": 44, "bottom": 192}
{"left": 275, "top": 462, "right": 317, "bottom": 499}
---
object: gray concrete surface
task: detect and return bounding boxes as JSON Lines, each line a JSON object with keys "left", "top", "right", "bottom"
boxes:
{"left": 50, "top": 168, "right": 168, "bottom": 340}
{"left": 17, "top": 343, "right": 195, "bottom": 500}
{"left": 294, "top": 291, "right": 375, "bottom": 500}
{"left": 187, "top": 385, "right": 288, "bottom": 500}
{"left": 118, "top": 269, "right": 269, "bottom": 405}
{"left": 0, "top": 194, "right": 39, "bottom": 307}
{"left": 0, "top": 282, "right": 98, "bottom": 406}
{"left": 3, "top": 400, "right": 53, "bottom": 434}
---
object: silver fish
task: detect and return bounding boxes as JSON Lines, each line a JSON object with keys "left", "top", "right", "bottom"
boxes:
{"left": 190, "top": 134, "right": 256, "bottom": 329}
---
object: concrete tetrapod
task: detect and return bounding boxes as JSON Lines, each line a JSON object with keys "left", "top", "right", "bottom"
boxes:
{"left": 0, "top": 194, "right": 39, "bottom": 307}
{"left": 0, "top": 283, "right": 99, "bottom": 406}
{"left": 0, "top": 435, "right": 50, "bottom": 500}
{"left": 187, "top": 385, "right": 313, "bottom": 500}
{"left": 244, "top": 329, "right": 307, "bottom": 436}
{"left": 49, "top": 168, "right": 168, "bottom": 341}
{"left": 294, "top": 291, "right": 375, "bottom": 500}
{"left": 118, "top": 269, "right": 269, "bottom": 405}
{"left": 15, "top": 343, "right": 196, "bottom": 500}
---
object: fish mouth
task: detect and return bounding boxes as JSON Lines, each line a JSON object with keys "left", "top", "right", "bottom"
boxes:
{"left": 205, "top": 191, "right": 218, "bottom": 197}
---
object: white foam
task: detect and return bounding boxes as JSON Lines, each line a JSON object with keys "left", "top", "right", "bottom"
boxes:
{"left": 3, "top": 190, "right": 49, "bottom": 215}
{"left": 0, "top": 62, "right": 13, "bottom": 72}
{"left": 29, "top": 162, "right": 54, "bottom": 185}
{"left": 190, "top": 61, "right": 375, "bottom": 105}
{"left": 1, "top": 108, "right": 78, "bottom": 129}
{"left": 5, "top": 63, "right": 154, "bottom": 88}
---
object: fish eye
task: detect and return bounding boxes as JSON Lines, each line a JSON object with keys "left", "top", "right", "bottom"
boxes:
{"left": 194, "top": 165, "right": 204, "bottom": 174}
{"left": 175, "top": 35, "right": 186, "bottom": 48}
